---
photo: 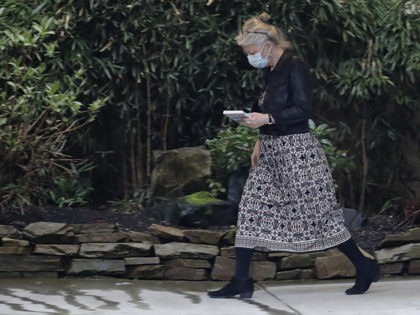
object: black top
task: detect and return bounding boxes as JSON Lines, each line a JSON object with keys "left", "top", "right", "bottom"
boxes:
{"left": 252, "top": 50, "right": 313, "bottom": 136}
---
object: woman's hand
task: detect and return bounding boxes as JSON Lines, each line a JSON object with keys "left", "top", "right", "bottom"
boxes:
{"left": 251, "top": 139, "right": 260, "bottom": 168}
{"left": 241, "top": 112, "right": 269, "bottom": 129}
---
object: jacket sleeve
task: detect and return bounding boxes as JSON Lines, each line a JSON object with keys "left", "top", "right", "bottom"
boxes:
{"left": 270, "top": 60, "right": 313, "bottom": 128}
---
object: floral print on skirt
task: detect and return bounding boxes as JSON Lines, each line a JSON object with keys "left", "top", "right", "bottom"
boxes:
{"left": 235, "top": 132, "right": 351, "bottom": 252}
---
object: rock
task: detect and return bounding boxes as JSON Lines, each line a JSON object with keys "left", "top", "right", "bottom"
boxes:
{"left": 1, "top": 237, "right": 29, "bottom": 247}
{"left": 276, "top": 269, "right": 301, "bottom": 280}
{"left": 408, "top": 260, "right": 420, "bottom": 274}
{"left": 124, "top": 257, "right": 160, "bottom": 265}
{"left": 79, "top": 243, "right": 152, "bottom": 258}
{"left": 163, "top": 266, "right": 208, "bottom": 280}
{"left": 150, "top": 146, "right": 211, "bottom": 198}
{"left": 220, "top": 246, "right": 236, "bottom": 258}
{"left": 342, "top": 208, "right": 366, "bottom": 230}
{"left": 146, "top": 199, "right": 182, "bottom": 226}
{"left": 23, "top": 222, "right": 70, "bottom": 237}
{"left": 219, "top": 246, "right": 267, "bottom": 260}
{"left": 380, "top": 228, "right": 420, "bottom": 248}
{"left": 0, "top": 255, "right": 63, "bottom": 272}
{"left": 275, "top": 268, "right": 315, "bottom": 280}
{"left": 70, "top": 223, "right": 116, "bottom": 234}
{"left": 67, "top": 259, "right": 125, "bottom": 275}
{"left": 250, "top": 260, "right": 277, "bottom": 280}
{"left": 315, "top": 253, "right": 355, "bottom": 279}
{"left": 154, "top": 242, "right": 219, "bottom": 259}
{"left": 162, "top": 258, "right": 212, "bottom": 269}
{"left": 126, "top": 265, "right": 167, "bottom": 279}
{"left": 0, "top": 247, "right": 32, "bottom": 255}
{"left": 279, "top": 253, "right": 326, "bottom": 270}
{"left": 76, "top": 232, "right": 129, "bottom": 243}
{"left": 299, "top": 268, "right": 315, "bottom": 280}
{"left": 375, "top": 243, "right": 420, "bottom": 263}
{"left": 380, "top": 263, "right": 405, "bottom": 275}
{"left": 127, "top": 231, "right": 160, "bottom": 244}
{"left": 250, "top": 251, "right": 269, "bottom": 261}
{"left": 268, "top": 252, "right": 291, "bottom": 259}
{"left": 34, "top": 244, "right": 80, "bottom": 256}
{"left": 211, "top": 256, "right": 276, "bottom": 281}
{"left": 184, "top": 230, "right": 224, "bottom": 245}
{"left": 23, "top": 222, "right": 74, "bottom": 243}
{"left": 148, "top": 224, "right": 185, "bottom": 241}
{"left": 211, "top": 256, "right": 235, "bottom": 280}
{"left": 0, "top": 225, "right": 21, "bottom": 238}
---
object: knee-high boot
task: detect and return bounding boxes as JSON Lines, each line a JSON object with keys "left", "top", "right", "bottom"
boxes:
{"left": 337, "top": 238, "right": 381, "bottom": 295}
{"left": 208, "top": 247, "right": 254, "bottom": 299}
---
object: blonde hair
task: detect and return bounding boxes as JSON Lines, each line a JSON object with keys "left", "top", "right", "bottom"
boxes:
{"left": 235, "top": 12, "right": 291, "bottom": 49}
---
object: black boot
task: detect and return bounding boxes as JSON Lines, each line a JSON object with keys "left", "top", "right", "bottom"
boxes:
{"left": 346, "top": 259, "right": 381, "bottom": 295}
{"left": 208, "top": 277, "right": 254, "bottom": 299}
{"left": 337, "top": 238, "right": 381, "bottom": 295}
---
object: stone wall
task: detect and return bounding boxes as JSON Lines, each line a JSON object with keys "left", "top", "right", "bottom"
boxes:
{"left": 0, "top": 222, "right": 419, "bottom": 280}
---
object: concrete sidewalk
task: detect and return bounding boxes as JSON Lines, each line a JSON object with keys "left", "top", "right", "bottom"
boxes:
{"left": 0, "top": 277, "right": 419, "bottom": 315}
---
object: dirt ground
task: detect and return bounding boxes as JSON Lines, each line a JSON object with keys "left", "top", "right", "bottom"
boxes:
{"left": 1, "top": 205, "right": 418, "bottom": 254}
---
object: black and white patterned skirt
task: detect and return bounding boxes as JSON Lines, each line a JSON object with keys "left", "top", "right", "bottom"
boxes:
{"left": 235, "top": 132, "right": 351, "bottom": 252}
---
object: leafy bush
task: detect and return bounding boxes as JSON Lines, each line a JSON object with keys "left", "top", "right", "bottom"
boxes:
{"left": 205, "top": 125, "right": 258, "bottom": 179}
{"left": 309, "top": 119, "right": 356, "bottom": 175}
{"left": 0, "top": 0, "right": 418, "bottom": 215}
{"left": 0, "top": 2, "right": 104, "bottom": 210}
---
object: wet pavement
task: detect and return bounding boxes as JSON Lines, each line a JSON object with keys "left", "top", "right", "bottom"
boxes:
{"left": 0, "top": 277, "right": 419, "bottom": 315}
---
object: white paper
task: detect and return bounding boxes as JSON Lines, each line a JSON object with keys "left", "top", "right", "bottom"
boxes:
{"left": 223, "top": 110, "right": 250, "bottom": 122}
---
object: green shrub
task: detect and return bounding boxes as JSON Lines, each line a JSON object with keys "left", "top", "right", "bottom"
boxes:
{"left": 0, "top": 3, "right": 105, "bottom": 210}
{"left": 309, "top": 119, "right": 356, "bottom": 175}
{"left": 205, "top": 125, "right": 258, "bottom": 179}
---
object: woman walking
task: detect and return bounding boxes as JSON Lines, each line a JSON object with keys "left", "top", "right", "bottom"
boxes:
{"left": 208, "top": 12, "right": 380, "bottom": 299}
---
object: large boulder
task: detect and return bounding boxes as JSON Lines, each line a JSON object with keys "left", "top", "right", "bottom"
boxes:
{"left": 150, "top": 146, "right": 211, "bottom": 198}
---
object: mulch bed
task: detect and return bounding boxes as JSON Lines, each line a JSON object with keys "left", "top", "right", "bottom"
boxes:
{"left": 1, "top": 205, "right": 418, "bottom": 254}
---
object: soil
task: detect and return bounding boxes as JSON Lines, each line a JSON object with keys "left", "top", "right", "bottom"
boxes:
{"left": 1, "top": 205, "right": 418, "bottom": 254}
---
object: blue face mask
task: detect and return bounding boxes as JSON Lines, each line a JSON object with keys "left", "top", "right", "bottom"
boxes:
{"left": 247, "top": 43, "right": 272, "bottom": 68}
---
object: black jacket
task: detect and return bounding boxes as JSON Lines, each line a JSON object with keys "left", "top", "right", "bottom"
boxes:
{"left": 252, "top": 50, "right": 313, "bottom": 136}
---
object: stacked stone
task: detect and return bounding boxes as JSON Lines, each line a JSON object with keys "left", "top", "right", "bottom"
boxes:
{"left": 0, "top": 222, "right": 419, "bottom": 280}
{"left": 375, "top": 228, "right": 420, "bottom": 275}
